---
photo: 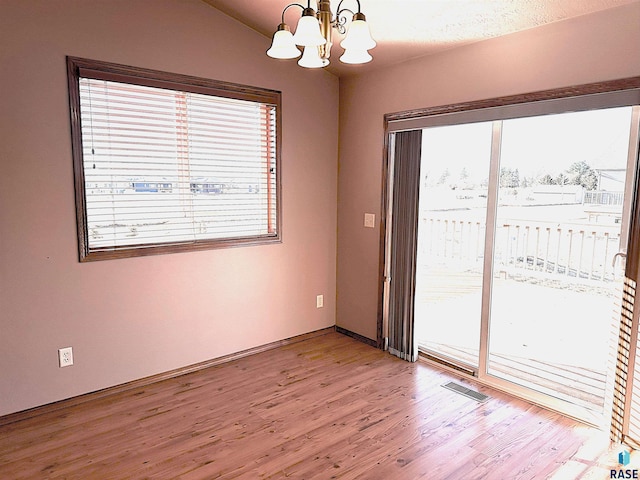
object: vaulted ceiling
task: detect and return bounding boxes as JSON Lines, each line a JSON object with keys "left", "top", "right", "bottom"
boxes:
{"left": 203, "top": 0, "right": 638, "bottom": 77}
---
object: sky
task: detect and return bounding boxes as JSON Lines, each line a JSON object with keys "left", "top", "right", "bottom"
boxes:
{"left": 420, "top": 106, "right": 634, "bottom": 185}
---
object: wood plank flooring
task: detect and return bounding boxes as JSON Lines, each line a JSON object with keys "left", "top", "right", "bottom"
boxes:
{"left": 0, "top": 332, "right": 626, "bottom": 479}
{"left": 420, "top": 342, "right": 607, "bottom": 409}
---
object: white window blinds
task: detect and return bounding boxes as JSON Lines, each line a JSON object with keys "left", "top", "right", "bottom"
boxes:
{"left": 68, "top": 57, "right": 280, "bottom": 261}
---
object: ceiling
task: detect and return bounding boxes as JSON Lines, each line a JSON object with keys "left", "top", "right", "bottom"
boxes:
{"left": 203, "top": 0, "right": 637, "bottom": 77}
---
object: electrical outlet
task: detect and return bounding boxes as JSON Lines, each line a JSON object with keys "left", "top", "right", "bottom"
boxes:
{"left": 58, "top": 347, "right": 73, "bottom": 367}
{"left": 316, "top": 294, "right": 324, "bottom": 308}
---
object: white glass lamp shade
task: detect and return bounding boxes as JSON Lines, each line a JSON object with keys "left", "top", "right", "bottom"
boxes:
{"left": 267, "top": 24, "right": 301, "bottom": 59}
{"left": 339, "top": 48, "right": 372, "bottom": 65}
{"left": 298, "top": 46, "right": 329, "bottom": 68}
{"left": 292, "top": 9, "right": 327, "bottom": 47}
{"left": 340, "top": 14, "right": 376, "bottom": 51}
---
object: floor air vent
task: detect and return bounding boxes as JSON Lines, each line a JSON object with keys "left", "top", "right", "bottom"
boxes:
{"left": 442, "top": 381, "right": 489, "bottom": 403}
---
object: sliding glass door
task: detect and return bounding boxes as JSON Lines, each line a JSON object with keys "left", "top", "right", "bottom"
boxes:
{"left": 414, "top": 122, "right": 492, "bottom": 370}
{"left": 410, "top": 104, "right": 639, "bottom": 424}
{"left": 486, "top": 107, "right": 635, "bottom": 423}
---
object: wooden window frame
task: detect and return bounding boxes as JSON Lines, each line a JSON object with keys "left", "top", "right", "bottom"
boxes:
{"left": 67, "top": 56, "right": 282, "bottom": 262}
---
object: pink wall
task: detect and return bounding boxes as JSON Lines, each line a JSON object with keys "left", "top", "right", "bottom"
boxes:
{"left": 3, "top": 0, "right": 639, "bottom": 417}
{"left": 0, "top": 0, "right": 338, "bottom": 416}
{"left": 336, "top": 3, "right": 640, "bottom": 340}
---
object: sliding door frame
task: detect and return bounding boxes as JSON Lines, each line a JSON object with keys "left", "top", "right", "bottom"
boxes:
{"left": 477, "top": 121, "right": 503, "bottom": 378}
{"left": 620, "top": 106, "right": 640, "bottom": 444}
{"left": 380, "top": 77, "right": 640, "bottom": 432}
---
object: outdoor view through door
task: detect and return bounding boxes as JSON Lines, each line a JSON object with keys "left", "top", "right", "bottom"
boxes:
{"left": 412, "top": 106, "right": 638, "bottom": 425}
{"left": 415, "top": 122, "right": 493, "bottom": 370}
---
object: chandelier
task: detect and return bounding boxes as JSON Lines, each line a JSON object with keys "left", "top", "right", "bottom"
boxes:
{"left": 266, "top": 0, "right": 376, "bottom": 68}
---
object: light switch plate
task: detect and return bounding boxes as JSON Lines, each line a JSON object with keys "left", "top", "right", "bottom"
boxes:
{"left": 364, "top": 213, "right": 375, "bottom": 228}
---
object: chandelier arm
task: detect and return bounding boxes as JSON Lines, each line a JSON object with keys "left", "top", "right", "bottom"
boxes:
{"left": 280, "top": 3, "right": 307, "bottom": 24}
{"left": 333, "top": 0, "right": 362, "bottom": 33}
{"left": 333, "top": 7, "right": 354, "bottom": 31}
{"left": 335, "top": 0, "right": 361, "bottom": 15}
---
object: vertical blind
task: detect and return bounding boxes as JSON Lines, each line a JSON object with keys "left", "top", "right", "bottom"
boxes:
{"left": 76, "top": 74, "right": 277, "bottom": 256}
{"left": 387, "top": 129, "right": 423, "bottom": 362}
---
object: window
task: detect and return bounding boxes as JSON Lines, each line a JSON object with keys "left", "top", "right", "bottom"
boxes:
{"left": 67, "top": 57, "right": 281, "bottom": 261}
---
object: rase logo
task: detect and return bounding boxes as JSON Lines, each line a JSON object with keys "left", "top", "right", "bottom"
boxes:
{"left": 611, "top": 450, "right": 639, "bottom": 479}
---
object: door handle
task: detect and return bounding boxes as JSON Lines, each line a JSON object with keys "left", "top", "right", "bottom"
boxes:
{"left": 613, "top": 252, "right": 627, "bottom": 267}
